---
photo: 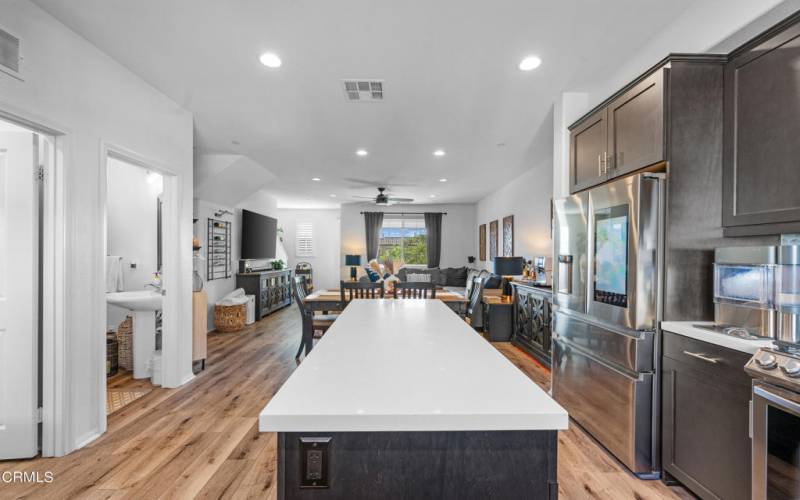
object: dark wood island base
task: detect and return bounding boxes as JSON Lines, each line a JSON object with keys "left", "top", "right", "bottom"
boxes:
{"left": 277, "top": 430, "right": 558, "bottom": 500}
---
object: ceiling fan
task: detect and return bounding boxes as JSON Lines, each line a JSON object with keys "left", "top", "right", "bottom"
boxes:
{"left": 353, "top": 187, "right": 414, "bottom": 205}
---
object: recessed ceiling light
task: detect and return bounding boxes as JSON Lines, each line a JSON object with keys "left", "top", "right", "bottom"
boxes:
{"left": 311, "top": 177, "right": 321, "bottom": 182}
{"left": 518, "top": 55, "right": 542, "bottom": 71}
{"left": 355, "top": 149, "right": 368, "bottom": 156}
{"left": 429, "top": 194, "right": 436, "bottom": 198}
{"left": 259, "top": 52, "right": 282, "bottom": 68}
{"left": 439, "top": 178, "right": 447, "bottom": 183}
{"left": 433, "top": 149, "right": 446, "bottom": 157}
{"left": 330, "top": 194, "right": 337, "bottom": 198}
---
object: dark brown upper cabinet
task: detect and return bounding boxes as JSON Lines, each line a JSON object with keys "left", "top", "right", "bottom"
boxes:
{"left": 607, "top": 71, "right": 665, "bottom": 178}
{"left": 569, "top": 70, "right": 665, "bottom": 193}
{"left": 569, "top": 108, "right": 608, "bottom": 192}
{"left": 723, "top": 13, "right": 800, "bottom": 236}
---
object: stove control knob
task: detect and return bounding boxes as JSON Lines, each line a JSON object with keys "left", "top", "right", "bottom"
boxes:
{"left": 755, "top": 351, "right": 778, "bottom": 370}
{"left": 782, "top": 359, "right": 800, "bottom": 378}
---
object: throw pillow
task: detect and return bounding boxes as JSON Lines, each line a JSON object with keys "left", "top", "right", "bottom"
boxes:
{"left": 406, "top": 273, "right": 432, "bottom": 283}
{"left": 484, "top": 273, "right": 502, "bottom": 289}
{"left": 446, "top": 267, "right": 468, "bottom": 286}
{"left": 364, "top": 267, "right": 382, "bottom": 282}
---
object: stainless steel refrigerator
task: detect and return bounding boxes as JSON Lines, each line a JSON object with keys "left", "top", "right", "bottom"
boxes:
{"left": 552, "top": 172, "right": 664, "bottom": 478}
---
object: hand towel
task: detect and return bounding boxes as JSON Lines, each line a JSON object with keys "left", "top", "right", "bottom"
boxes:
{"left": 106, "top": 256, "right": 124, "bottom": 293}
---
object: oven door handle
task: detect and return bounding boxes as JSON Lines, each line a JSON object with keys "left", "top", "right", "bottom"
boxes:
{"left": 754, "top": 384, "right": 800, "bottom": 414}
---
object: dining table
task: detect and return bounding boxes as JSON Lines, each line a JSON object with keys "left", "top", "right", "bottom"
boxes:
{"left": 303, "top": 286, "right": 469, "bottom": 315}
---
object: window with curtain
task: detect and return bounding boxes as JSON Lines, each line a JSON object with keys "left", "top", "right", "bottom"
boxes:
{"left": 378, "top": 217, "right": 427, "bottom": 265}
{"left": 295, "top": 221, "right": 314, "bottom": 257}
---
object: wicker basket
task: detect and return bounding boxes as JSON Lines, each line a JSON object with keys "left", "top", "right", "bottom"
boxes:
{"left": 117, "top": 316, "right": 133, "bottom": 371}
{"left": 214, "top": 304, "right": 246, "bottom": 333}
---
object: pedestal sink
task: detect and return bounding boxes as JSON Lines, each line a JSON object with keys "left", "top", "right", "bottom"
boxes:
{"left": 107, "top": 290, "right": 163, "bottom": 380}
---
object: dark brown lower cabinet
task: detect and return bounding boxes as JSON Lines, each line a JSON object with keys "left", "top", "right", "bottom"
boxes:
{"left": 511, "top": 284, "right": 552, "bottom": 367}
{"left": 661, "top": 332, "right": 752, "bottom": 500}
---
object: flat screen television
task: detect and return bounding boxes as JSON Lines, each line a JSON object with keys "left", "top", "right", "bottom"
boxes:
{"left": 241, "top": 209, "right": 277, "bottom": 259}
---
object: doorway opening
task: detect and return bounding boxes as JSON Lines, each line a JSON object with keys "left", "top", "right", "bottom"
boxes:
{"left": 104, "top": 156, "right": 163, "bottom": 414}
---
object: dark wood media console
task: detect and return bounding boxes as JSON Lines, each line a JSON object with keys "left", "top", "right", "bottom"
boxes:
{"left": 236, "top": 269, "right": 293, "bottom": 319}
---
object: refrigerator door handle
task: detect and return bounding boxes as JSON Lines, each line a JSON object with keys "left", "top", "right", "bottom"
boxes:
{"left": 555, "top": 337, "right": 648, "bottom": 382}
{"left": 557, "top": 254, "right": 573, "bottom": 295}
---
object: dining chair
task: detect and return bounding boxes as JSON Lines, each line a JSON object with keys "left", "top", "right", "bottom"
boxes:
{"left": 464, "top": 269, "right": 480, "bottom": 299}
{"left": 293, "top": 276, "right": 338, "bottom": 359}
{"left": 394, "top": 281, "right": 437, "bottom": 299}
{"left": 340, "top": 280, "right": 384, "bottom": 303}
{"left": 465, "top": 276, "right": 485, "bottom": 329}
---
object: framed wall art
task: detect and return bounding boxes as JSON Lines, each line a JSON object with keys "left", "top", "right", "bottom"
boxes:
{"left": 502, "top": 215, "right": 514, "bottom": 256}
{"left": 479, "top": 224, "right": 486, "bottom": 261}
{"left": 489, "top": 220, "right": 498, "bottom": 261}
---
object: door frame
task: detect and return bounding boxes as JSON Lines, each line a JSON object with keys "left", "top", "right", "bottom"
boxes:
{"left": 99, "top": 141, "right": 185, "bottom": 433}
{"left": 0, "top": 102, "right": 69, "bottom": 457}
{"left": 0, "top": 101, "right": 189, "bottom": 457}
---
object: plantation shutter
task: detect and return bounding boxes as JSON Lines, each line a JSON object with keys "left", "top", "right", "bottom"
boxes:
{"left": 296, "top": 221, "right": 314, "bottom": 257}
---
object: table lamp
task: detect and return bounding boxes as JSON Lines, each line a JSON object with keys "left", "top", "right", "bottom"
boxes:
{"left": 345, "top": 254, "right": 362, "bottom": 281}
{"left": 494, "top": 256, "right": 525, "bottom": 298}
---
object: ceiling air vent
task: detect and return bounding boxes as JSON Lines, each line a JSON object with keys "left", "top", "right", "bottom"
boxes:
{"left": 342, "top": 79, "right": 384, "bottom": 102}
{"left": 0, "top": 27, "right": 21, "bottom": 80}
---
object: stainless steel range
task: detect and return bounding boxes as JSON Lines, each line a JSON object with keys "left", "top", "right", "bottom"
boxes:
{"left": 745, "top": 244, "right": 800, "bottom": 500}
{"left": 746, "top": 345, "right": 800, "bottom": 500}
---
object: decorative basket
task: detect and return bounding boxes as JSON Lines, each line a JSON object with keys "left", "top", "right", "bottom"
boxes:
{"left": 106, "top": 334, "right": 119, "bottom": 377}
{"left": 214, "top": 304, "right": 246, "bottom": 333}
{"left": 117, "top": 316, "right": 133, "bottom": 371}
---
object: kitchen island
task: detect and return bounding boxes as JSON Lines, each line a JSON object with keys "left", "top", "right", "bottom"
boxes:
{"left": 260, "top": 299, "right": 568, "bottom": 499}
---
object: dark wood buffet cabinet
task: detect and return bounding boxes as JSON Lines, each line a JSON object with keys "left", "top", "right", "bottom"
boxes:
{"left": 510, "top": 283, "right": 553, "bottom": 367}
{"left": 236, "top": 269, "right": 293, "bottom": 319}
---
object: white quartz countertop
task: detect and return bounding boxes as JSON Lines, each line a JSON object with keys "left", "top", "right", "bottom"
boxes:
{"left": 260, "top": 299, "right": 568, "bottom": 432}
{"left": 661, "top": 321, "right": 774, "bottom": 354}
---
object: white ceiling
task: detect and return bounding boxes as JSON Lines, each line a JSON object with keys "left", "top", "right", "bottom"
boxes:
{"left": 33, "top": 0, "right": 698, "bottom": 207}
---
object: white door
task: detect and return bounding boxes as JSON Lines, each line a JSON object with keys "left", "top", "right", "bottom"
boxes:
{"left": 0, "top": 128, "right": 39, "bottom": 459}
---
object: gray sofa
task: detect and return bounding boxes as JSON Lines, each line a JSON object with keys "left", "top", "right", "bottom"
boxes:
{"left": 396, "top": 266, "right": 501, "bottom": 290}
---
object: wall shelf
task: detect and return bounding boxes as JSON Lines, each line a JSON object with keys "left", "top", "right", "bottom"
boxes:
{"left": 207, "top": 218, "right": 231, "bottom": 281}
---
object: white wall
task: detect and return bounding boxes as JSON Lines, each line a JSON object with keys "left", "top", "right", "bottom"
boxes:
{"left": 0, "top": 0, "right": 194, "bottom": 453}
{"left": 475, "top": 164, "right": 553, "bottom": 272}
{"left": 278, "top": 209, "right": 341, "bottom": 290}
{"left": 194, "top": 199, "right": 238, "bottom": 331}
{"left": 340, "top": 203, "right": 476, "bottom": 280}
{"left": 552, "top": 93, "right": 588, "bottom": 200}
{"left": 106, "top": 158, "right": 162, "bottom": 327}
{"left": 194, "top": 190, "right": 287, "bottom": 331}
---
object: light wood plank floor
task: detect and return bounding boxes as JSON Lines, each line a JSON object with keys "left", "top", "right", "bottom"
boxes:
{"left": 106, "top": 369, "right": 155, "bottom": 415}
{"left": 1, "top": 304, "right": 693, "bottom": 499}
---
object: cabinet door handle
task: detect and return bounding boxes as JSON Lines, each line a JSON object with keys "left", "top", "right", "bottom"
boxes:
{"left": 598, "top": 153, "right": 603, "bottom": 176}
{"left": 604, "top": 152, "right": 611, "bottom": 174}
{"left": 682, "top": 350, "right": 720, "bottom": 364}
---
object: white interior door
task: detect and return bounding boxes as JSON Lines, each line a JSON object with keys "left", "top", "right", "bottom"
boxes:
{"left": 0, "top": 128, "right": 39, "bottom": 459}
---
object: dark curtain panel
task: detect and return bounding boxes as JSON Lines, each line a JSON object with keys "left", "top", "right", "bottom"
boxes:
{"left": 363, "top": 212, "right": 384, "bottom": 261}
{"left": 424, "top": 212, "right": 442, "bottom": 268}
